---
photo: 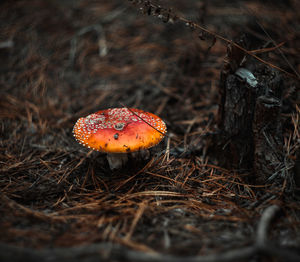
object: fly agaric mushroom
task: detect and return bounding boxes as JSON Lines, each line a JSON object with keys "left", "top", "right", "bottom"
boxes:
{"left": 73, "top": 107, "right": 167, "bottom": 169}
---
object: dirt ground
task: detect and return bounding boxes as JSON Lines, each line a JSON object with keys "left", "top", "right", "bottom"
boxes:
{"left": 0, "top": 0, "right": 299, "bottom": 261}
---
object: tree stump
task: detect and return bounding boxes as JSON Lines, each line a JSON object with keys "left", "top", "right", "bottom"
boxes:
{"left": 216, "top": 35, "right": 287, "bottom": 185}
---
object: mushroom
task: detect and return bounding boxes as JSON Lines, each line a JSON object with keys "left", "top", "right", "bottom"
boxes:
{"left": 73, "top": 107, "right": 167, "bottom": 169}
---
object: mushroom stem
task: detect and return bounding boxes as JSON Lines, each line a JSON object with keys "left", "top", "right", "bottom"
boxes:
{"left": 107, "top": 153, "right": 128, "bottom": 170}
{"left": 131, "top": 149, "right": 150, "bottom": 160}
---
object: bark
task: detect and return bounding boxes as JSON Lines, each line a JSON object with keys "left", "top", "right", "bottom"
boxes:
{"left": 253, "top": 95, "right": 283, "bottom": 183}
{"left": 216, "top": 35, "right": 287, "bottom": 185}
{"left": 217, "top": 72, "right": 256, "bottom": 170}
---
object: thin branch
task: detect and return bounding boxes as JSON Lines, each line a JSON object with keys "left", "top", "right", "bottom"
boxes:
{"left": 178, "top": 18, "right": 298, "bottom": 80}
{"left": 249, "top": 42, "right": 285, "bottom": 55}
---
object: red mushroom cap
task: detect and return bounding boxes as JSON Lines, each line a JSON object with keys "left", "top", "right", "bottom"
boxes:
{"left": 73, "top": 108, "right": 167, "bottom": 153}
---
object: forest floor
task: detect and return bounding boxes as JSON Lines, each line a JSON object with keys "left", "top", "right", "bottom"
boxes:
{"left": 0, "top": 0, "right": 299, "bottom": 261}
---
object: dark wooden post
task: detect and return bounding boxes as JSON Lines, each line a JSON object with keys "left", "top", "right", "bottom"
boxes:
{"left": 216, "top": 35, "right": 288, "bottom": 185}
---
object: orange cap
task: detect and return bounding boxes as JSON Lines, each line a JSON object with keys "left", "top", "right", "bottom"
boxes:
{"left": 73, "top": 108, "right": 167, "bottom": 153}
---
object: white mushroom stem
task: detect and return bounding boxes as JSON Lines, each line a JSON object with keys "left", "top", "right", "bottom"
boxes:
{"left": 131, "top": 149, "right": 150, "bottom": 160}
{"left": 106, "top": 150, "right": 150, "bottom": 170}
{"left": 107, "top": 153, "right": 128, "bottom": 170}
